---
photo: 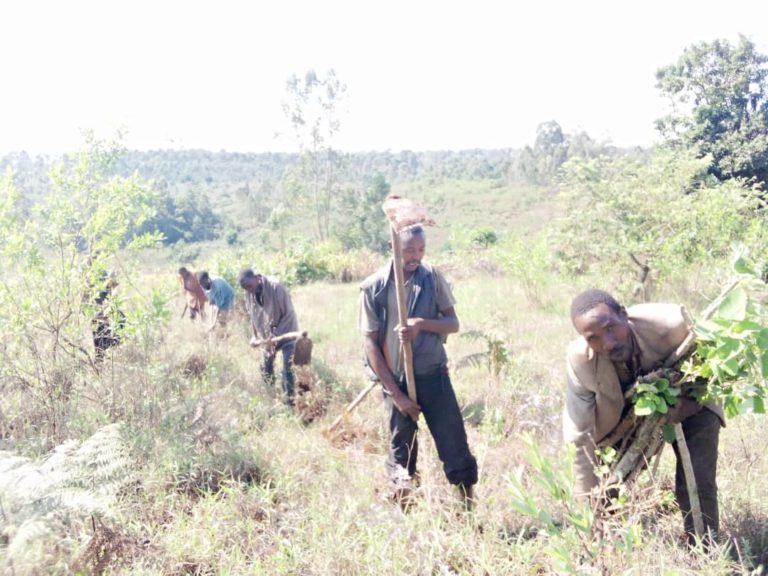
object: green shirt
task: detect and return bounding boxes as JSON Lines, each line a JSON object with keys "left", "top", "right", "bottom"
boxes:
{"left": 358, "top": 265, "right": 456, "bottom": 378}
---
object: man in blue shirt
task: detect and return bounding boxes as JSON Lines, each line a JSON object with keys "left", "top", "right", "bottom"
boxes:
{"left": 196, "top": 271, "right": 235, "bottom": 333}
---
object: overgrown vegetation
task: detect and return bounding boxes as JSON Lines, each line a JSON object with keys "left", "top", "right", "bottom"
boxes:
{"left": 1, "top": 36, "right": 768, "bottom": 575}
{"left": 552, "top": 147, "right": 767, "bottom": 297}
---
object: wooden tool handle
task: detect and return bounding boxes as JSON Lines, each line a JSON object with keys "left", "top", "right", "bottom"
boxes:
{"left": 390, "top": 226, "right": 417, "bottom": 405}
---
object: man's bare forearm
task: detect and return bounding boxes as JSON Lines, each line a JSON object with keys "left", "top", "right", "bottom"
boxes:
{"left": 410, "top": 316, "right": 459, "bottom": 335}
{"left": 363, "top": 335, "right": 421, "bottom": 420}
{"left": 363, "top": 336, "right": 398, "bottom": 391}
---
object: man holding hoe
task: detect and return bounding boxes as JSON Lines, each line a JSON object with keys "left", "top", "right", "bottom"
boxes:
{"left": 196, "top": 271, "right": 234, "bottom": 334}
{"left": 359, "top": 224, "right": 477, "bottom": 508}
{"left": 239, "top": 268, "right": 299, "bottom": 406}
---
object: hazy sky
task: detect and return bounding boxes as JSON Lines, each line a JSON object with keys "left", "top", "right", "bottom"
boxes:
{"left": 2, "top": 0, "right": 767, "bottom": 156}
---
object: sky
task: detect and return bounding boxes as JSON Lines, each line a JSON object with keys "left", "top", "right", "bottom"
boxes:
{"left": 1, "top": 0, "right": 767, "bottom": 156}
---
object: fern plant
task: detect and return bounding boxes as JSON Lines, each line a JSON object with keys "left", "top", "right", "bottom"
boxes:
{"left": 458, "top": 327, "right": 511, "bottom": 378}
{"left": 0, "top": 423, "right": 133, "bottom": 572}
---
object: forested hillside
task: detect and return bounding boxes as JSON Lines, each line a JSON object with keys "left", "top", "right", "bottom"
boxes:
{"left": 0, "top": 123, "right": 619, "bottom": 250}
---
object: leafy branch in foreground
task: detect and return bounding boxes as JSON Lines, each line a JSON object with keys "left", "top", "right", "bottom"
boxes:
{"left": 629, "top": 257, "right": 767, "bottom": 422}
{"left": 683, "top": 260, "right": 768, "bottom": 417}
{"left": 507, "top": 434, "right": 641, "bottom": 575}
{"left": 632, "top": 377, "right": 680, "bottom": 417}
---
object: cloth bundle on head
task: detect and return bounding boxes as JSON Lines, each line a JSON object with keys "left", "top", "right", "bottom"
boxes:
{"left": 382, "top": 195, "right": 436, "bottom": 233}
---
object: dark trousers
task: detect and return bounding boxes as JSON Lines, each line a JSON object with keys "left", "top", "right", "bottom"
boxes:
{"left": 262, "top": 340, "right": 296, "bottom": 404}
{"left": 672, "top": 407, "right": 721, "bottom": 540}
{"left": 92, "top": 314, "right": 122, "bottom": 362}
{"left": 385, "top": 369, "right": 478, "bottom": 487}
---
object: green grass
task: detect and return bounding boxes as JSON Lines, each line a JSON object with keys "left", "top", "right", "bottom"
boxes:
{"left": 2, "top": 257, "right": 766, "bottom": 574}
{"left": 391, "top": 178, "right": 560, "bottom": 250}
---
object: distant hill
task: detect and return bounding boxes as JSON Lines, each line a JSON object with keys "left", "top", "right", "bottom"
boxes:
{"left": 1, "top": 148, "right": 516, "bottom": 198}
{"left": 114, "top": 148, "right": 517, "bottom": 187}
{"left": 0, "top": 134, "right": 628, "bottom": 248}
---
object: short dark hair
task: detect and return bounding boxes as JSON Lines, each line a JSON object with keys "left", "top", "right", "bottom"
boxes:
{"left": 196, "top": 271, "right": 210, "bottom": 286}
{"left": 399, "top": 225, "right": 425, "bottom": 242}
{"left": 237, "top": 268, "right": 256, "bottom": 287}
{"left": 570, "top": 289, "right": 622, "bottom": 324}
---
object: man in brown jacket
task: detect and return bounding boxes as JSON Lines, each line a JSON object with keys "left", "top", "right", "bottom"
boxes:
{"left": 238, "top": 268, "right": 299, "bottom": 405}
{"left": 564, "top": 289, "right": 724, "bottom": 542}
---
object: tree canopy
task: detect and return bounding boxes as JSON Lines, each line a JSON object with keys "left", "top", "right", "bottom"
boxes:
{"left": 655, "top": 35, "right": 768, "bottom": 187}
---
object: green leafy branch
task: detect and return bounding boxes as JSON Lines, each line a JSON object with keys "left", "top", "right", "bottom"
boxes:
{"left": 682, "top": 263, "right": 768, "bottom": 417}
{"left": 507, "top": 434, "right": 641, "bottom": 574}
{"left": 632, "top": 378, "right": 680, "bottom": 417}
{"left": 631, "top": 256, "right": 767, "bottom": 422}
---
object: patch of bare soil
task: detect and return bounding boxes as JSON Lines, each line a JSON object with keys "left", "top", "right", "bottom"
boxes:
{"left": 179, "top": 354, "right": 207, "bottom": 378}
{"left": 294, "top": 367, "right": 329, "bottom": 425}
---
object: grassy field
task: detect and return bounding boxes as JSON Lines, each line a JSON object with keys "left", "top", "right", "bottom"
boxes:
{"left": 1, "top": 252, "right": 766, "bottom": 575}
{"left": 391, "top": 179, "right": 560, "bottom": 249}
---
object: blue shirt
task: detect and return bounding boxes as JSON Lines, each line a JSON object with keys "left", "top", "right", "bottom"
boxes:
{"left": 204, "top": 277, "right": 234, "bottom": 310}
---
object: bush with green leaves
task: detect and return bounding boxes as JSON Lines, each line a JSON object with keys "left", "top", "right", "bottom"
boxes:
{"left": 0, "top": 136, "right": 161, "bottom": 443}
{"left": 469, "top": 226, "right": 498, "bottom": 248}
{"left": 490, "top": 233, "right": 556, "bottom": 309}
{"left": 447, "top": 225, "right": 501, "bottom": 254}
{"left": 683, "top": 265, "right": 768, "bottom": 417}
{"left": 553, "top": 148, "right": 765, "bottom": 292}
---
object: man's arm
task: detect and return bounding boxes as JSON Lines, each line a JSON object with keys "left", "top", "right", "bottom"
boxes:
{"left": 363, "top": 333, "right": 421, "bottom": 421}
{"left": 397, "top": 306, "right": 459, "bottom": 343}
{"left": 208, "top": 284, "right": 219, "bottom": 308}
{"left": 274, "top": 284, "right": 298, "bottom": 335}
{"left": 243, "top": 294, "right": 260, "bottom": 341}
{"left": 563, "top": 369, "right": 600, "bottom": 498}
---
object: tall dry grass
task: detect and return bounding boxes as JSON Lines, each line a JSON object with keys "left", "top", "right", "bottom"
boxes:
{"left": 1, "top": 257, "right": 766, "bottom": 575}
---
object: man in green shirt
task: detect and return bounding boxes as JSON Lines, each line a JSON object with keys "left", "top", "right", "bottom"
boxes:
{"left": 358, "top": 226, "right": 477, "bottom": 506}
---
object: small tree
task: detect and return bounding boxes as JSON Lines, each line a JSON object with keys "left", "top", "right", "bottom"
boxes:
{"left": 0, "top": 135, "right": 159, "bottom": 442}
{"left": 282, "top": 69, "right": 347, "bottom": 241}
{"left": 331, "top": 173, "right": 391, "bottom": 253}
